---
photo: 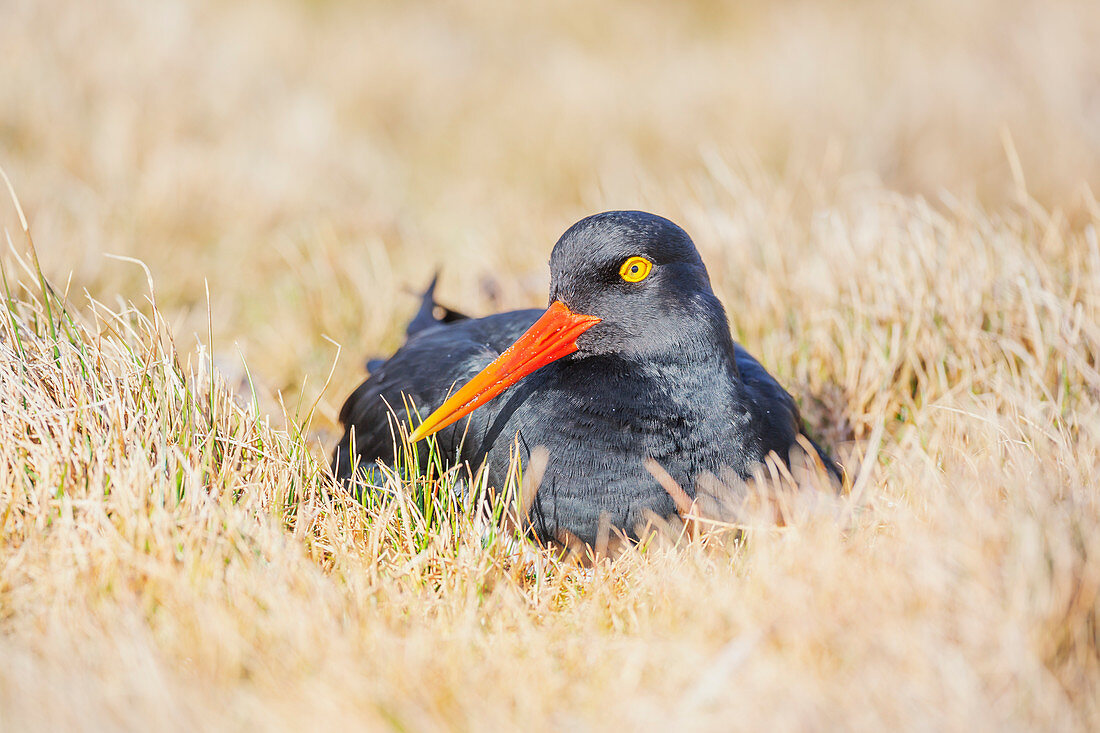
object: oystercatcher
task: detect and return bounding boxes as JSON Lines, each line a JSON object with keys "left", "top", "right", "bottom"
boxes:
{"left": 332, "top": 211, "right": 840, "bottom": 544}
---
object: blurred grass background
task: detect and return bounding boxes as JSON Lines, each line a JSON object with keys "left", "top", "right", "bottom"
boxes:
{"left": 3, "top": 0, "right": 1098, "bottom": 432}
{"left": 2, "top": 0, "right": 1100, "bottom": 729}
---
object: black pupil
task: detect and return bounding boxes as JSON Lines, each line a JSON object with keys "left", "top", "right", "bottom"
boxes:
{"left": 631, "top": 265, "right": 639, "bottom": 273}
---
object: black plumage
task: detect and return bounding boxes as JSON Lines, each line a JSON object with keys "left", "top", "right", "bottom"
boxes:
{"left": 332, "top": 211, "right": 840, "bottom": 545}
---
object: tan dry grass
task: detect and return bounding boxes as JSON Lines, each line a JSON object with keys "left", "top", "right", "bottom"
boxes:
{"left": 2, "top": 0, "right": 1100, "bottom": 730}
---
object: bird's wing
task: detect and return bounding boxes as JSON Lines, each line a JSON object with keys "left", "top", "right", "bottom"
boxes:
{"left": 332, "top": 309, "right": 541, "bottom": 479}
{"left": 732, "top": 344, "right": 801, "bottom": 431}
{"left": 733, "top": 344, "right": 842, "bottom": 482}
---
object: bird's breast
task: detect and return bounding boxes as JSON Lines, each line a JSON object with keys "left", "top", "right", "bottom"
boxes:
{"left": 473, "top": 356, "right": 749, "bottom": 544}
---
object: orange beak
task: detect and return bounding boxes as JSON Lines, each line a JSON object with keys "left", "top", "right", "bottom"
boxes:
{"left": 407, "top": 300, "right": 601, "bottom": 443}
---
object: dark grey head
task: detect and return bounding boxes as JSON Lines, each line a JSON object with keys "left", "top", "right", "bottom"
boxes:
{"left": 392, "top": 211, "right": 741, "bottom": 451}
{"left": 547, "top": 211, "right": 730, "bottom": 359}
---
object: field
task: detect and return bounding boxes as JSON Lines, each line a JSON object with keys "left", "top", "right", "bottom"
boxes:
{"left": 2, "top": 0, "right": 1100, "bottom": 729}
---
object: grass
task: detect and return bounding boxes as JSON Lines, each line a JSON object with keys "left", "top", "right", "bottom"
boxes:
{"left": 2, "top": 0, "right": 1100, "bottom": 730}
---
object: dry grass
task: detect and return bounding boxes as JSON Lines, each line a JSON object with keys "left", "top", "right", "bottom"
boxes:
{"left": 2, "top": 0, "right": 1100, "bottom": 729}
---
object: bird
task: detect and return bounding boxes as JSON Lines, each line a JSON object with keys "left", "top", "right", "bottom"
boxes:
{"left": 332, "top": 211, "right": 840, "bottom": 546}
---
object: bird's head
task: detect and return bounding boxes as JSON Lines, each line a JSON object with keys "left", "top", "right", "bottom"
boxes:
{"left": 548, "top": 210, "right": 725, "bottom": 358}
{"left": 408, "top": 211, "right": 730, "bottom": 442}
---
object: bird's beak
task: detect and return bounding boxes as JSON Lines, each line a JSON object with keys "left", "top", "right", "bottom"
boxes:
{"left": 407, "top": 300, "right": 601, "bottom": 442}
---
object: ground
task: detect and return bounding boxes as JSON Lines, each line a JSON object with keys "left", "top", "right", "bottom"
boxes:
{"left": 1, "top": 0, "right": 1099, "bottom": 730}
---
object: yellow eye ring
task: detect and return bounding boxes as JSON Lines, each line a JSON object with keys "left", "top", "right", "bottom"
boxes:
{"left": 619, "top": 256, "right": 653, "bottom": 283}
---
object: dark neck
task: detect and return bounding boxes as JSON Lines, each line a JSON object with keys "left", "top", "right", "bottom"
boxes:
{"left": 559, "top": 324, "right": 749, "bottom": 449}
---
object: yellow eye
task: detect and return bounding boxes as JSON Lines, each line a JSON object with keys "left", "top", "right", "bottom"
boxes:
{"left": 619, "top": 256, "right": 653, "bottom": 283}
